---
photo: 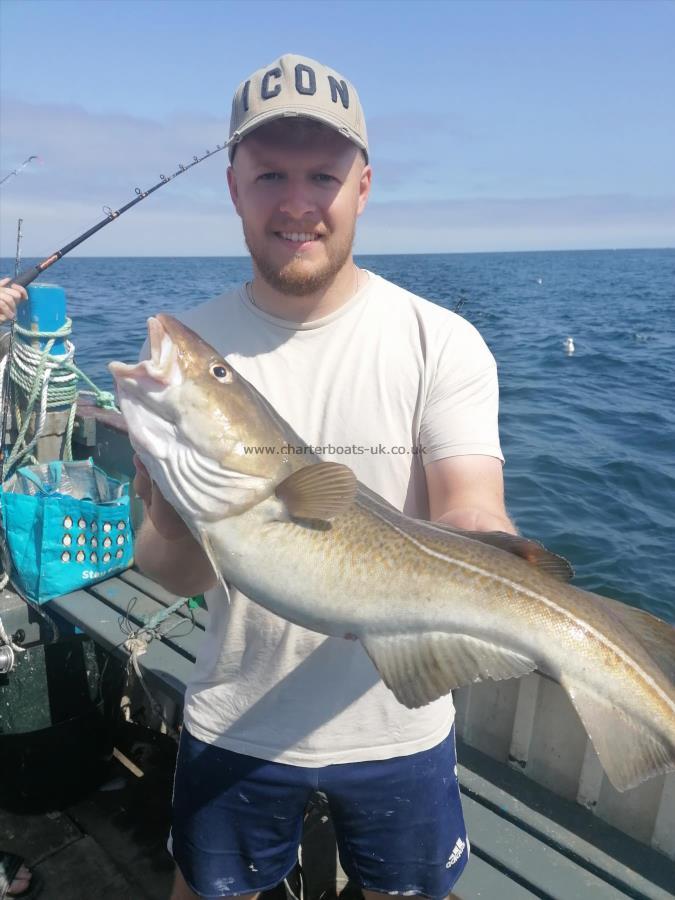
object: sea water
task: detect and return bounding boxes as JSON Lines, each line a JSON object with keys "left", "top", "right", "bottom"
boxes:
{"left": 2, "top": 249, "right": 673, "bottom": 622}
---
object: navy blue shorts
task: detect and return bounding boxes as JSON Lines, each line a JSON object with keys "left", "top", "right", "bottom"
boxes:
{"left": 170, "top": 726, "right": 469, "bottom": 899}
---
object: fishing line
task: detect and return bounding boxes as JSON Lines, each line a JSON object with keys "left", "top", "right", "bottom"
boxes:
{"left": 10, "top": 143, "right": 227, "bottom": 289}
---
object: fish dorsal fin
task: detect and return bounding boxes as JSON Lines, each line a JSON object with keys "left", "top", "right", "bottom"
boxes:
{"left": 560, "top": 677, "right": 675, "bottom": 791}
{"left": 417, "top": 516, "right": 574, "bottom": 582}
{"left": 361, "top": 632, "right": 535, "bottom": 709}
{"left": 356, "top": 482, "right": 573, "bottom": 582}
{"left": 592, "top": 594, "right": 675, "bottom": 681}
{"left": 455, "top": 529, "right": 574, "bottom": 582}
{"left": 276, "top": 462, "right": 357, "bottom": 521}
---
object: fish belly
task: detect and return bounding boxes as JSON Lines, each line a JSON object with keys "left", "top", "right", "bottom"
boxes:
{"left": 204, "top": 499, "right": 533, "bottom": 651}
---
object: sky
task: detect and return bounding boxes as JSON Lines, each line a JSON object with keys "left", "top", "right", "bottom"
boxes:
{"left": 0, "top": 0, "right": 674, "bottom": 257}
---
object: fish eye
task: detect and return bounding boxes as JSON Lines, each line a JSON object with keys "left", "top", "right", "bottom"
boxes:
{"left": 210, "top": 363, "right": 230, "bottom": 382}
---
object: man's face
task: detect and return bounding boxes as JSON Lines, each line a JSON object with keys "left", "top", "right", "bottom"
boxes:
{"left": 227, "top": 120, "right": 371, "bottom": 296}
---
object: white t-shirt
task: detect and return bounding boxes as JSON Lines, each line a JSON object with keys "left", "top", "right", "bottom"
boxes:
{"left": 177, "top": 272, "right": 503, "bottom": 766}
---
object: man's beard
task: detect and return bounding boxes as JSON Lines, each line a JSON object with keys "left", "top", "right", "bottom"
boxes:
{"left": 243, "top": 223, "right": 355, "bottom": 297}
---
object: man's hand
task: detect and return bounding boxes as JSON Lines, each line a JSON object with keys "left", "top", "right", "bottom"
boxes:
{"left": 133, "top": 454, "right": 191, "bottom": 540}
{"left": 133, "top": 454, "right": 218, "bottom": 595}
{"left": 436, "top": 506, "right": 516, "bottom": 533}
{"left": 0, "top": 277, "right": 28, "bottom": 323}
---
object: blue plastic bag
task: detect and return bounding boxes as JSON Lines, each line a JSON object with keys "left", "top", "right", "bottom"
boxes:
{"left": 1, "top": 458, "right": 134, "bottom": 603}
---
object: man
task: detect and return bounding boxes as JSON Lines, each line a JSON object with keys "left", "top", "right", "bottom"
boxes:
{"left": 134, "top": 53, "right": 515, "bottom": 900}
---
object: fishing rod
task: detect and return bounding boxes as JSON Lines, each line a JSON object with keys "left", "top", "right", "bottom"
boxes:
{"left": 0, "top": 155, "right": 40, "bottom": 187}
{"left": 0, "top": 142, "right": 226, "bottom": 481}
{"left": 10, "top": 143, "right": 227, "bottom": 289}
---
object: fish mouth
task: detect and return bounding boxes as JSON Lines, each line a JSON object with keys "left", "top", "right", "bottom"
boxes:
{"left": 109, "top": 316, "right": 179, "bottom": 389}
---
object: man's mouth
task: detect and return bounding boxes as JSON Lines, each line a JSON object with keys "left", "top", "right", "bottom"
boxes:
{"left": 276, "top": 231, "right": 322, "bottom": 245}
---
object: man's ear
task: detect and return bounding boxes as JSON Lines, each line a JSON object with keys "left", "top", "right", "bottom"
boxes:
{"left": 357, "top": 164, "right": 372, "bottom": 217}
{"left": 227, "top": 166, "right": 241, "bottom": 217}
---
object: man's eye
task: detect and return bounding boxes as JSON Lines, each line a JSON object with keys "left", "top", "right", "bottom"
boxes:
{"left": 314, "top": 173, "right": 336, "bottom": 183}
{"left": 258, "top": 172, "right": 283, "bottom": 182}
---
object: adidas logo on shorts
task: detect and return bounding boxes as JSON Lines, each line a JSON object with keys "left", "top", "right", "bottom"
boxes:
{"left": 445, "top": 837, "right": 466, "bottom": 868}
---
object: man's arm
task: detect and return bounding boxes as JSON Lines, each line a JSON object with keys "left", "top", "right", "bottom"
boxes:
{"left": 425, "top": 455, "right": 517, "bottom": 535}
{"left": 133, "top": 456, "right": 217, "bottom": 596}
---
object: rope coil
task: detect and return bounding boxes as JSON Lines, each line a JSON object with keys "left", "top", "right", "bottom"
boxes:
{"left": 1, "top": 318, "right": 119, "bottom": 479}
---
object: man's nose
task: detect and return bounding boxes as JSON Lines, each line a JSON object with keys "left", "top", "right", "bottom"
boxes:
{"left": 278, "top": 179, "right": 318, "bottom": 219}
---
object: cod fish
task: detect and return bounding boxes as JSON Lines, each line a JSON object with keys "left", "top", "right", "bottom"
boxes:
{"left": 110, "top": 315, "right": 675, "bottom": 792}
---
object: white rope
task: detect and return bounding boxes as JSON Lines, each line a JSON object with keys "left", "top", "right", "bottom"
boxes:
{"left": 11, "top": 338, "right": 77, "bottom": 386}
{"left": 9, "top": 364, "right": 53, "bottom": 468}
{"left": 3, "top": 319, "right": 78, "bottom": 475}
{"left": 3, "top": 322, "right": 117, "bottom": 478}
{"left": 123, "top": 634, "right": 178, "bottom": 739}
{"left": 124, "top": 636, "right": 148, "bottom": 657}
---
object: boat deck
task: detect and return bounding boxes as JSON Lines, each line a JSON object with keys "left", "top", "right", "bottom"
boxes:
{"left": 1, "top": 732, "right": 177, "bottom": 900}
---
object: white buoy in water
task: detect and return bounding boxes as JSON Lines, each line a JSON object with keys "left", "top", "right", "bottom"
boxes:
{"left": 564, "top": 336, "right": 575, "bottom": 355}
{"left": 536, "top": 277, "right": 543, "bottom": 285}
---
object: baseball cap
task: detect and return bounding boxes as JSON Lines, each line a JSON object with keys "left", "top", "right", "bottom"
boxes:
{"left": 228, "top": 53, "right": 368, "bottom": 161}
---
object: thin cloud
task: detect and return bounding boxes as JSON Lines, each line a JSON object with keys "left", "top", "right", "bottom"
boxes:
{"left": 366, "top": 194, "right": 675, "bottom": 228}
{"left": 2, "top": 97, "right": 673, "bottom": 257}
{"left": 0, "top": 95, "right": 228, "bottom": 203}
{"left": 0, "top": 95, "right": 233, "bottom": 256}
{"left": 358, "top": 194, "right": 675, "bottom": 253}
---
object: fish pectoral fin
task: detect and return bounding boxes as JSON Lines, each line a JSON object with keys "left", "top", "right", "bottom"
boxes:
{"left": 276, "top": 462, "right": 357, "bottom": 521}
{"left": 361, "top": 632, "right": 535, "bottom": 709}
{"left": 561, "top": 679, "right": 675, "bottom": 792}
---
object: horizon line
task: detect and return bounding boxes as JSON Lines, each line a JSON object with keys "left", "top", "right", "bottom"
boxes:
{"left": 1, "top": 246, "right": 673, "bottom": 262}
